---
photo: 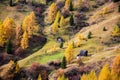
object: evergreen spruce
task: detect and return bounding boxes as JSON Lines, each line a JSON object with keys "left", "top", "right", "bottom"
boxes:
{"left": 69, "top": 0, "right": 74, "bottom": 11}
{"left": 118, "top": 5, "right": 120, "bottom": 12}
{"left": 103, "top": 27, "right": 107, "bottom": 31}
{"left": 61, "top": 56, "right": 67, "bottom": 69}
{"left": 9, "top": 0, "right": 13, "bottom": 6}
{"left": 70, "top": 15, "right": 74, "bottom": 26}
{"left": 87, "top": 31, "right": 92, "bottom": 39}
{"left": 5, "top": 40, "right": 12, "bottom": 54}
{"left": 60, "top": 42, "right": 64, "bottom": 48}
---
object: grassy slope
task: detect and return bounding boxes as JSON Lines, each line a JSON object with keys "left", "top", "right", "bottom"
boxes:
{"left": 17, "top": 2, "right": 120, "bottom": 67}
{"left": 0, "top": 1, "right": 32, "bottom": 25}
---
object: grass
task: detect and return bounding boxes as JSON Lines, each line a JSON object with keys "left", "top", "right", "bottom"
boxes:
{"left": 33, "top": 52, "right": 64, "bottom": 64}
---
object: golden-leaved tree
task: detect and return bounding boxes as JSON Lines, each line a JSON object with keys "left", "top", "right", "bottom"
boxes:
{"left": 0, "top": 17, "right": 16, "bottom": 46}
{"left": 15, "top": 26, "right": 22, "bottom": 46}
{"left": 112, "top": 54, "right": 120, "bottom": 75}
{"left": 21, "top": 31, "right": 29, "bottom": 49}
{"left": 60, "top": 16, "right": 66, "bottom": 29}
{"left": 81, "top": 74, "right": 87, "bottom": 80}
{"left": 22, "top": 12, "right": 39, "bottom": 38}
{"left": 37, "top": 74, "right": 42, "bottom": 80}
{"left": 87, "top": 70, "right": 97, "bottom": 80}
{"left": 57, "top": 75, "right": 68, "bottom": 80}
{"left": 98, "top": 64, "right": 111, "bottom": 80}
{"left": 65, "top": 42, "right": 74, "bottom": 64}
{"left": 81, "top": 71, "right": 97, "bottom": 80}
{"left": 47, "top": 2, "right": 58, "bottom": 23}
{"left": 52, "top": 11, "right": 61, "bottom": 34}
{"left": 64, "top": 0, "right": 70, "bottom": 10}
{"left": 112, "top": 25, "right": 120, "bottom": 37}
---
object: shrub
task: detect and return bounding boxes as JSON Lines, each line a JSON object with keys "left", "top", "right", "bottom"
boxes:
{"left": 103, "top": 27, "right": 107, "bottom": 31}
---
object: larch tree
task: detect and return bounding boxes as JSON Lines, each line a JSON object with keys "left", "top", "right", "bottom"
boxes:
{"left": 112, "top": 54, "right": 120, "bottom": 75}
{"left": 64, "top": 0, "right": 70, "bottom": 10}
{"left": 98, "top": 64, "right": 111, "bottom": 80}
{"left": 22, "top": 12, "right": 39, "bottom": 38}
{"left": 52, "top": 11, "right": 61, "bottom": 34}
{"left": 0, "top": 17, "right": 16, "bottom": 47}
{"left": 87, "top": 70, "right": 97, "bottom": 80}
{"left": 21, "top": 31, "right": 29, "bottom": 49}
{"left": 57, "top": 75, "right": 68, "bottom": 80}
{"left": 78, "top": 0, "right": 83, "bottom": 8}
{"left": 60, "top": 16, "right": 66, "bottom": 29}
{"left": 65, "top": 42, "right": 74, "bottom": 64}
{"left": 47, "top": 2, "right": 58, "bottom": 23}
{"left": 81, "top": 74, "right": 87, "bottom": 80}
{"left": 15, "top": 26, "right": 22, "bottom": 46}
{"left": 37, "top": 74, "right": 42, "bottom": 80}
{"left": 112, "top": 25, "right": 120, "bottom": 37}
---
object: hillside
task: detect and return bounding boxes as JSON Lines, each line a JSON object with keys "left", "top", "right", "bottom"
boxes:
{"left": 0, "top": 0, "right": 120, "bottom": 80}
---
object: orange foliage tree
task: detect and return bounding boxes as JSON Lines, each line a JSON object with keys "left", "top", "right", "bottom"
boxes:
{"left": 65, "top": 42, "right": 74, "bottom": 64}
{"left": 112, "top": 54, "right": 120, "bottom": 75}
{"left": 98, "top": 64, "right": 111, "bottom": 80}
{"left": 47, "top": 2, "right": 58, "bottom": 23}
{"left": 22, "top": 12, "right": 39, "bottom": 38}
{"left": 0, "top": 17, "right": 16, "bottom": 46}
{"left": 21, "top": 31, "right": 29, "bottom": 49}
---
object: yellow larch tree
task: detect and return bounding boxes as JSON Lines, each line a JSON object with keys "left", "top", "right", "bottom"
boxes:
{"left": 21, "top": 31, "right": 29, "bottom": 49}
{"left": 81, "top": 74, "right": 87, "bottom": 80}
{"left": 52, "top": 11, "right": 61, "bottom": 34}
{"left": 37, "top": 74, "right": 42, "bottom": 80}
{"left": 57, "top": 75, "right": 68, "bottom": 80}
{"left": 0, "top": 17, "right": 16, "bottom": 46}
{"left": 87, "top": 70, "right": 97, "bottom": 80}
{"left": 65, "top": 42, "right": 74, "bottom": 64}
{"left": 22, "top": 12, "right": 39, "bottom": 38}
{"left": 98, "top": 64, "right": 111, "bottom": 80}
{"left": 81, "top": 71, "right": 97, "bottom": 80}
{"left": 60, "top": 16, "right": 66, "bottom": 29}
{"left": 47, "top": 2, "right": 58, "bottom": 23}
{"left": 112, "top": 25, "right": 120, "bottom": 37}
{"left": 64, "top": 0, "right": 70, "bottom": 10}
{"left": 112, "top": 54, "right": 120, "bottom": 75}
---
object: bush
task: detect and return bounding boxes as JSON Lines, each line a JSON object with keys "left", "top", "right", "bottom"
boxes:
{"left": 103, "top": 27, "right": 107, "bottom": 31}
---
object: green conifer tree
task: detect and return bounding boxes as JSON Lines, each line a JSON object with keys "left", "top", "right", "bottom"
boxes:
{"left": 69, "top": 15, "right": 74, "bottom": 26}
{"left": 61, "top": 56, "right": 67, "bottom": 69}
{"left": 5, "top": 40, "right": 12, "bottom": 54}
